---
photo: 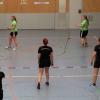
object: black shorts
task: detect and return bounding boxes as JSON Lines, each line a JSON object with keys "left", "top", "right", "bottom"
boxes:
{"left": 94, "top": 60, "right": 100, "bottom": 68}
{"left": 80, "top": 30, "right": 88, "bottom": 38}
{"left": 0, "top": 89, "right": 3, "bottom": 100}
{"left": 39, "top": 59, "right": 51, "bottom": 68}
{"left": 10, "top": 32, "right": 18, "bottom": 37}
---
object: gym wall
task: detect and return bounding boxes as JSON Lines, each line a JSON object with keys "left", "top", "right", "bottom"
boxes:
{"left": 0, "top": 0, "right": 100, "bottom": 29}
{"left": 69, "top": 0, "right": 100, "bottom": 29}
{"left": 83, "top": 0, "right": 100, "bottom": 29}
{"left": 0, "top": 0, "right": 58, "bottom": 13}
{"left": 0, "top": 0, "right": 69, "bottom": 29}
{"left": 69, "top": 0, "right": 82, "bottom": 29}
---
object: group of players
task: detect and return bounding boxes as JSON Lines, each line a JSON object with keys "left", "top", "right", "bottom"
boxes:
{"left": 0, "top": 15, "right": 100, "bottom": 100}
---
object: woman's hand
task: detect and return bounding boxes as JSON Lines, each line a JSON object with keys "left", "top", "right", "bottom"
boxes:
{"left": 51, "top": 62, "right": 54, "bottom": 66}
{"left": 91, "top": 61, "right": 93, "bottom": 66}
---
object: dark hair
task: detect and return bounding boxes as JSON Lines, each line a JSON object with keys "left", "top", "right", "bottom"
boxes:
{"left": 0, "top": 72, "right": 5, "bottom": 79}
{"left": 43, "top": 38, "right": 48, "bottom": 45}
{"left": 12, "top": 16, "right": 17, "bottom": 22}
{"left": 84, "top": 15, "right": 89, "bottom": 25}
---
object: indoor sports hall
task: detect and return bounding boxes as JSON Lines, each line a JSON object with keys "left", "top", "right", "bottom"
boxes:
{"left": 0, "top": 0, "right": 100, "bottom": 100}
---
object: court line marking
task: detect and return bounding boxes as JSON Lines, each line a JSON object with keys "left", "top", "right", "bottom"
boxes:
{"left": 6, "top": 75, "right": 100, "bottom": 78}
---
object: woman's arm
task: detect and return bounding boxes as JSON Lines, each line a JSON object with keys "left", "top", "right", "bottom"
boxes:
{"left": 50, "top": 52, "right": 54, "bottom": 66}
{"left": 10, "top": 23, "right": 16, "bottom": 29}
{"left": 91, "top": 51, "right": 96, "bottom": 66}
{"left": 38, "top": 53, "right": 41, "bottom": 64}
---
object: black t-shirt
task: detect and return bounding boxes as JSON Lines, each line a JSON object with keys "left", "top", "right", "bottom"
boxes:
{"left": 38, "top": 46, "right": 53, "bottom": 60}
{"left": 94, "top": 44, "right": 100, "bottom": 60}
{"left": 0, "top": 72, "right": 5, "bottom": 89}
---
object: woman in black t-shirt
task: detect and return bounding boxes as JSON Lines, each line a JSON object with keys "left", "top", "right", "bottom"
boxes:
{"left": 37, "top": 38, "right": 53, "bottom": 89}
{"left": 90, "top": 38, "right": 100, "bottom": 86}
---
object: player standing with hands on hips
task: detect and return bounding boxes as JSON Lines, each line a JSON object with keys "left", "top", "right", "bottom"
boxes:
{"left": 37, "top": 38, "right": 54, "bottom": 89}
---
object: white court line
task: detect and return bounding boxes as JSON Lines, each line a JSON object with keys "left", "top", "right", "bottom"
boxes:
{"left": 6, "top": 75, "right": 100, "bottom": 78}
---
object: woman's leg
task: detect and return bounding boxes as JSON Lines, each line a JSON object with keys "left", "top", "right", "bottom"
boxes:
{"left": 80, "top": 34, "right": 85, "bottom": 46}
{"left": 92, "top": 68, "right": 99, "bottom": 85}
{"left": 6, "top": 33, "right": 13, "bottom": 48}
{"left": 80, "top": 31, "right": 83, "bottom": 45}
{"left": 38, "top": 68, "right": 44, "bottom": 83}
{"left": 81, "top": 38, "right": 85, "bottom": 46}
{"left": 84, "top": 31, "right": 88, "bottom": 46}
{"left": 45, "top": 67, "right": 49, "bottom": 83}
{"left": 85, "top": 37, "right": 87, "bottom": 43}
{"left": 13, "top": 36, "right": 18, "bottom": 48}
{"left": 84, "top": 37, "right": 88, "bottom": 47}
{"left": 9, "top": 36, "right": 13, "bottom": 47}
{"left": 37, "top": 68, "right": 44, "bottom": 89}
{"left": 13, "top": 32, "right": 18, "bottom": 48}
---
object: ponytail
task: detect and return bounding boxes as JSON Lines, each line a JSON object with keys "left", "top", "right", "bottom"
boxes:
{"left": 84, "top": 15, "right": 89, "bottom": 25}
{"left": 12, "top": 16, "right": 17, "bottom": 22}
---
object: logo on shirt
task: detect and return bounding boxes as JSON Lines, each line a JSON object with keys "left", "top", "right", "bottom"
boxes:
{"left": 41, "top": 48, "right": 49, "bottom": 51}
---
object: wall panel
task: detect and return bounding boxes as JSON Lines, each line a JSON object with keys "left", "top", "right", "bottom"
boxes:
{"left": 83, "top": 0, "right": 100, "bottom": 12}
{"left": 6, "top": 0, "right": 20, "bottom": 13}
{"left": 0, "top": 0, "right": 59, "bottom": 13}
{"left": 0, "top": 0, "right": 6, "bottom": 12}
{"left": 66, "top": 0, "right": 69, "bottom": 12}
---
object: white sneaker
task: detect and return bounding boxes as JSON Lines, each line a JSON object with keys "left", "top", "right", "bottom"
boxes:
{"left": 5, "top": 46, "right": 11, "bottom": 49}
{"left": 13, "top": 48, "right": 16, "bottom": 51}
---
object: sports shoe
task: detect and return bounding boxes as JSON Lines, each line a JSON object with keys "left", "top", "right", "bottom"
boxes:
{"left": 13, "top": 48, "right": 16, "bottom": 51}
{"left": 90, "top": 83, "right": 96, "bottom": 87}
{"left": 85, "top": 43, "right": 88, "bottom": 47}
{"left": 45, "top": 82, "right": 49, "bottom": 86}
{"left": 5, "top": 46, "right": 11, "bottom": 49}
{"left": 89, "top": 83, "right": 96, "bottom": 92}
{"left": 37, "top": 83, "right": 40, "bottom": 89}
